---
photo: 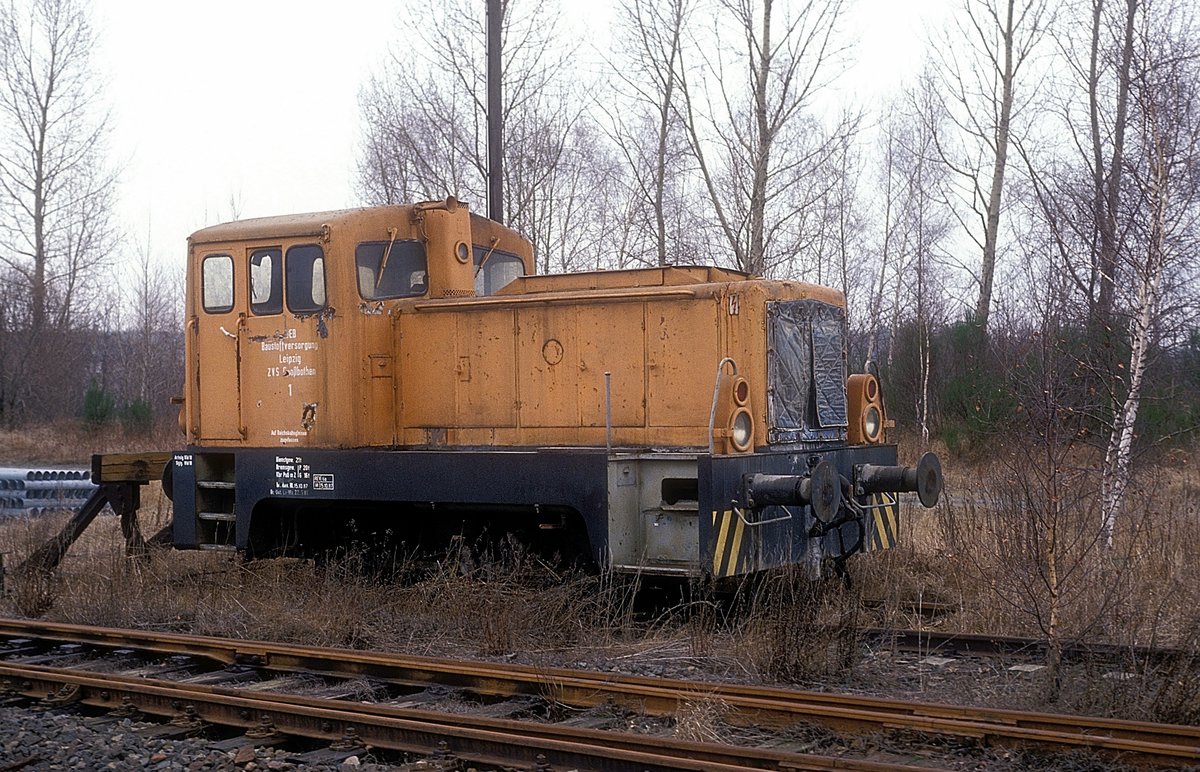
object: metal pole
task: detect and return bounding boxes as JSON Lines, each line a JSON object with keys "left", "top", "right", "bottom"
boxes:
{"left": 486, "top": 0, "right": 504, "bottom": 224}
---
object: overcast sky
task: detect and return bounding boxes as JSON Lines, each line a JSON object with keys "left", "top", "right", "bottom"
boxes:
{"left": 94, "top": 0, "right": 948, "bottom": 271}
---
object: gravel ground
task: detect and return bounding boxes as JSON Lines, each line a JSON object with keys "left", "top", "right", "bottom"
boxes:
{"left": 0, "top": 707, "right": 395, "bottom": 772}
{"left": 0, "top": 701, "right": 1130, "bottom": 772}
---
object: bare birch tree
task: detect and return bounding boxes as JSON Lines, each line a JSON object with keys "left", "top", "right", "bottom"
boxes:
{"left": 1099, "top": 0, "right": 1200, "bottom": 545}
{"left": 357, "top": 0, "right": 616, "bottom": 271}
{"left": 1087, "top": 0, "right": 1139, "bottom": 329}
{"left": 1016, "top": 0, "right": 1139, "bottom": 399}
{"left": 883, "top": 79, "right": 953, "bottom": 441}
{"left": 905, "top": 104, "right": 951, "bottom": 445}
{"left": 677, "top": 0, "right": 853, "bottom": 277}
{"left": 118, "top": 235, "right": 183, "bottom": 422}
{"left": 930, "top": 0, "right": 1050, "bottom": 333}
{"left": 604, "top": 0, "right": 693, "bottom": 267}
{"left": 0, "top": 0, "right": 117, "bottom": 334}
{"left": 0, "top": 0, "right": 118, "bottom": 425}
{"left": 809, "top": 127, "right": 866, "bottom": 302}
{"left": 865, "top": 107, "right": 907, "bottom": 366}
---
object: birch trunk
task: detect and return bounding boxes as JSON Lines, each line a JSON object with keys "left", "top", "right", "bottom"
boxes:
{"left": 1099, "top": 100, "right": 1168, "bottom": 548}
{"left": 974, "top": 0, "right": 1017, "bottom": 333}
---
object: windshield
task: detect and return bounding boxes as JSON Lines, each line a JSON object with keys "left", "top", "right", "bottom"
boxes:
{"left": 473, "top": 246, "right": 524, "bottom": 296}
{"left": 356, "top": 240, "right": 427, "bottom": 299}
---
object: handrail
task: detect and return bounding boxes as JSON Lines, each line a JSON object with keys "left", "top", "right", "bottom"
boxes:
{"left": 413, "top": 287, "right": 696, "bottom": 310}
{"left": 185, "top": 317, "right": 198, "bottom": 438}
{"left": 733, "top": 506, "right": 793, "bottom": 526}
{"left": 707, "top": 357, "right": 738, "bottom": 455}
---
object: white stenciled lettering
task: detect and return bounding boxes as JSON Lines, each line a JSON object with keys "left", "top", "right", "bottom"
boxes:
{"left": 260, "top": 340, "right": 318, "bottom": 352}
{"left": 272, "top": 428, "right": 306, "bottom": 444}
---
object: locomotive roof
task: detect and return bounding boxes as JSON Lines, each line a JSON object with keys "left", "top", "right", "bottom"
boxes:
{"left": 189, "top": 207, "right": 365, "bottom": 244}
{"left": 187, "top": 203, "right": 526, "bottom": 246}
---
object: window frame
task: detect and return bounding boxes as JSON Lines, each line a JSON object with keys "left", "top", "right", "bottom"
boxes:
{"left": 201, "top": 254, "right": 235, "bottom": 314}
{"left": 285, "top": 243, "right": 327, "bottom": 313}
{"left": 249, "top": 247, "right": 284, "bottom": 316}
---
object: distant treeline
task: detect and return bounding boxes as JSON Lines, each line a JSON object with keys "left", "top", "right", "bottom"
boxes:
{"left": 0, "top": 326, "right": 183, "bottom": 433}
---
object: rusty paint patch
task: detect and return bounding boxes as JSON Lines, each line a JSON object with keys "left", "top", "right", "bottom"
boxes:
{"left": 359, "top": 302, "right": 385, "bottom": 315}
{"left": 301, "top": 402, "right": 318, "bottom": 431}
{"left": 294, "top": 307, "right": 337, "bottom": 339}
{"left": 248, "top": 329, "right": 287, "bottom": 344}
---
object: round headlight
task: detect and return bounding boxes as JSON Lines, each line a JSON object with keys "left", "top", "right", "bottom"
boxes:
{"left": 733, "top": 378, "right": 749, "bottom": 406}
{"left": 730, "top": 409, "right": 753, "bottom": 451}
{"left": 863, "top": 406, "right": 881, "bottom": 441}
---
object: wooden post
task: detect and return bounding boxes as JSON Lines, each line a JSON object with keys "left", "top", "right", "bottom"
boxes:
{"left": 15, "top": 452, "right": 171, "bottom": 577}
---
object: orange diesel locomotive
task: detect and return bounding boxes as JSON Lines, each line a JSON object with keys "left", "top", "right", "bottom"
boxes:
{"left": 166, "top": 198, "right": 941, "bottom": 578}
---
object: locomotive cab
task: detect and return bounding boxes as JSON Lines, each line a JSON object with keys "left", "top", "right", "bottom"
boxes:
{"left": 171, "top": 198, "right": 941, "bottom": 579}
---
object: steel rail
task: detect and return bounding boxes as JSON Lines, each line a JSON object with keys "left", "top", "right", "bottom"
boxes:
{"left": 1, "top": 618, "right": 1197, "bottom": 764}
{"left": 865, "top": 627, "right": 1192, "bottom": 665}
{"left": 859, "top": 599, "right": 958, "bottom": 620}
{"left": 0, "top": 661, "right": 930, "bottom": 772}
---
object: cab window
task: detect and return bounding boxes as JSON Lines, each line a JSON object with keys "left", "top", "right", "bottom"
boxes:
{"left": 286, "top": 244, "right": 326, "bottom": 312}
{"left": 202, "top": 254, "right": 234, "bottom": 313}
{"left": 250, "top": 248, "right": 283, "bottom": 315}
{"left": 473, "top": 247, "right": 524, "bottom": 296}
{"left": 356, "top": 240, "right": 427, "bottom": 299}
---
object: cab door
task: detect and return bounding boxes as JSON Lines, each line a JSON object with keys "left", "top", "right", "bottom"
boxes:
{"left": 193, "top": 251, "right": 244, "bottom": 441}
{"left": 238, "top": 244, "right": 324, "bottom": 447}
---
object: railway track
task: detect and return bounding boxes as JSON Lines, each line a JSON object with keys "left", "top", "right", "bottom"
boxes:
{"left": 857, "top": 599, "right": 1192, "bottom": 667}
{"left": 1, "top": 618, "right": 1197, "bottom": 767}
{"left": 0, "top": 660, "right": 906, "bottom": 772}
{"left": 865, "top": 627, "right": 1194, "bottom": 667}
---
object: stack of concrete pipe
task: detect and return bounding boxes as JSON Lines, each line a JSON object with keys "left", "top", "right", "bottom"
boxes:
{"left": 0, "top": 468, "right": 96, "bottom": 518}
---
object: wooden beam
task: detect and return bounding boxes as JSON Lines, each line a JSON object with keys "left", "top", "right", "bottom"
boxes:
{"left": 91, "top": 452, "right": 173, "bottom": 484}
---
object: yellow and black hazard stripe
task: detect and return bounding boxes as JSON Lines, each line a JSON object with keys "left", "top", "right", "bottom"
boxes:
{"left": 867, "top": 493, "right": 900, "bottom": 551}
{"left": 711, "top": 509, "right": 749, "bottom": 578}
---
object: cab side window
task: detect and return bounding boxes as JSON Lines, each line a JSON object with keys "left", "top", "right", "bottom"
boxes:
{"left": 286, "top": 244, "right": 326, "bottom": 312}
{"left": 202, "top": 254, "right": 234, "bottom": 313}
{"left": 250, "top": 248, "right": 283, "bottom": 315}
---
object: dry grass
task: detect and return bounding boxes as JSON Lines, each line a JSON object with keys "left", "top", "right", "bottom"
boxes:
{"left": 726, "top": 570, "right": 863, "bottom": 683}
{"left": 846, "top": 441, "right": 1200, "bottom": 719}
{"left": 852, "top": 439, "right": 1200, "bottom": 638}
{"left": 0, "top": 501, "right": 651, "bottom": 659}
{"left": 673, "top": 696, "right": 731, "bottom": 743}
{"left": 0, "top": 421, "right": 182, "bottom": 467}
